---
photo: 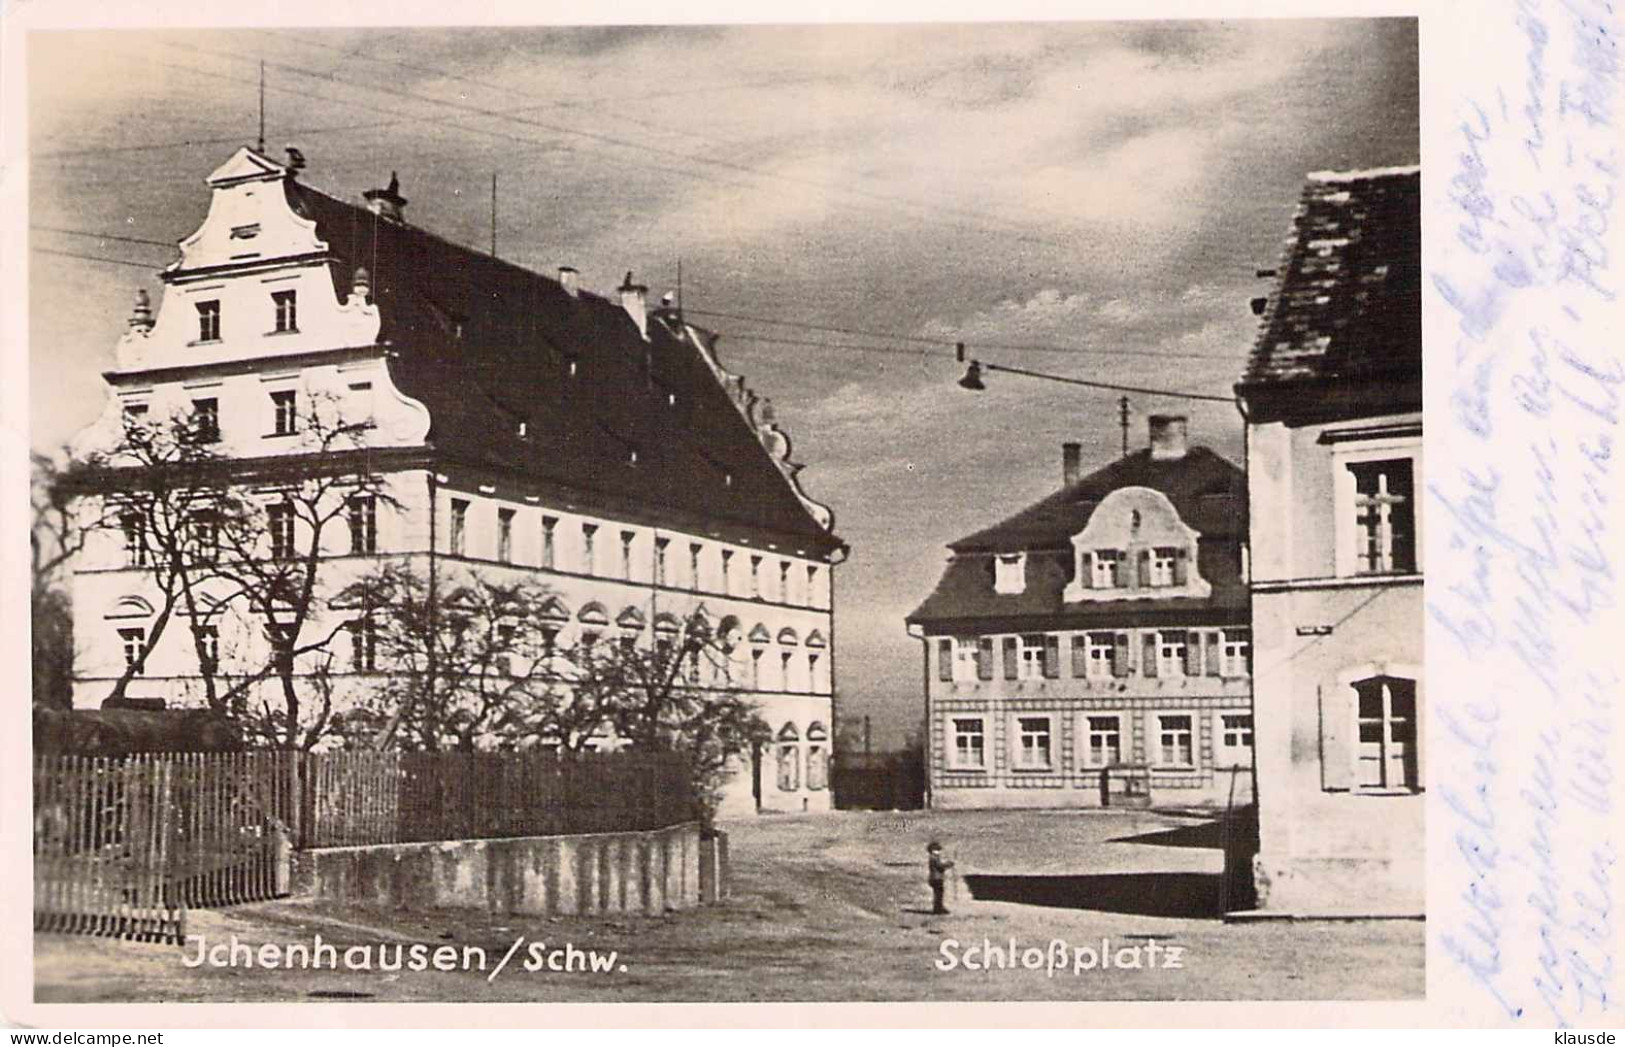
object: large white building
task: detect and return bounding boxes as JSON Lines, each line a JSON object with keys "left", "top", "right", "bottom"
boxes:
{"left": 66, "top": 147, "right": 846, "bottom": 817}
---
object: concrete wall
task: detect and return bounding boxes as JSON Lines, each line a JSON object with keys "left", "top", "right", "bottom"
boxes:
{"left": 290, "top": 823, "right": 716, "bottom": 916}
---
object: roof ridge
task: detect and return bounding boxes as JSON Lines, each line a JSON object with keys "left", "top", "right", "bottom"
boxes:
{"left": 1305, "top": 164, "right": 1420, "bottom": 183}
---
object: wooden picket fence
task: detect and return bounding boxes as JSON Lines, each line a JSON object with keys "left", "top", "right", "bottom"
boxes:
{"left": 302, "top": 749, "right": 694, "bottom": 848}
{"left": 33, "top": 752, "right": 296, "bottom": 944}
{"left": 34, "top": 749, "right": 694, "bottom": 943}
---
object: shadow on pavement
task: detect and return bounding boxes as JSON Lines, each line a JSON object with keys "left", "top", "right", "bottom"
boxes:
{"left": 1105, "top": 819, "right": 1226, "bottom": 850}
{"left": 963, "top": 872, "right": 1223, "bottom": 918}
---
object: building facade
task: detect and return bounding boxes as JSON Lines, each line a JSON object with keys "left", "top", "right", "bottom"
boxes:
{"left": 66, "top": 147, "right": 845, "bottom": 818}
{"left": 907, "top": 417, "right": 1253, "bottom": 810}
{"left": 1235, "top": 166, "right": 1422, "bottom": 914}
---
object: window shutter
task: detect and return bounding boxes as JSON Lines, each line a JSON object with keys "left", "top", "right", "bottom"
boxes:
{"left": 1002, "top": 637, "right": 1019, "bottom": 680}
{"left": 1079, "top": 551, "right": 1094, "bottom": 588}
{"left": 1113, "top": 633, "right": 1131, "bottom": 677}
{"left": 1318, "top": 683, "right": 1355, "bottom": 790}
{"left": 937, "top": 639, "right": 954, "bottom": 682}
{"left": 1071, "top": 635, "right": 1088, "bottom": 677}
{"left": 976, "top": 637, "right": 994, "bottom": 681}
{"left": 1173, "top": 546, "right": 1190, "bottom": 586}
{"left": 1141, "top": 633, "right": 1159, "bottom": 678}
{"left": 1184, "top": 632, "right": 1201, "bottom": 676}
{"left": 1043, "top": 634, "right": 1061, "bottom": 679}
{"left": 1205, "top": 632, "right": 1222, "bottom": 677}
{"left": 1137, "top": 549, "right": 1152, "bottom": 587}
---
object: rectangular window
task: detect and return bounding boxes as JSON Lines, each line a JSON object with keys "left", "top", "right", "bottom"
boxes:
{"left": 1018, "top": 634, "right": 1046, "bottom": 680}
{"left": 272, "top": 290, "right": 298, "bottom": 333}
{"left": 1085, "top": 632, "right": 1116, "bottom": 679}
{"left": 780, "top": 650, "right": 795, "bottom": 692}
{"left": 621, "top": 530, "right": 636, "bottom": 580}
{"left": 1156, "top": 631, "right": 1188, "bottom": 677}
{"left": 120, "top": 511, "right": 147, "bottom": 567}
{"left": 122, "top": 403, "right": 149, "bottom": 427}
{"left": 1158, "top": 715, "right": 1195, "bottom": 767}
{"left": 497, "top": 508, "right": 516, "bottom": 563}
{"left": 750, "top": 555, "right": 763, "bottom": 598}
{"left": 1085, "top": 715, "right": 1122, "bottom": 768}
{"left": 950, "top": 718, "right": 986, "bottom": 769}
{"left": 119, "top": 628, "right": 147, "bottom": 674}
{"left": 1356, "top": 677, "right": 1419, "bottom": 790}
{"left": 542, "top": 516, "right": 557, "bottom": 569}
{"left": 1220, "top": 713, "right": 1254, "bottom": 749}
{"left": 271, "top": 389, "right": 298, "bottom": 436}
{"left": 779, "top": 561, "right": 792, "bottom": 603}
{"left": 721, "top": 550, "right": 734, "bottom": 594}
{"left": 448, "top": 499, "right": 469, "bottom": 556}
{"left": 1092, "top": 549, "right": 1123, "bottom": 588}
{"left": 1350, "top": 459, "right": 1416, "bottom": 574}
{"left": 1014, "top": 716, "right": 1053, "bottom": 770}
{"left": 190, "top": 398, "right": 220, "bottom": 444}
{"left": 689, "top": 543, "right": 703, "bottom": 590}
{"left": 1221, "top": 628, "right": 1251, "bottom": 677}
{"left": 268, "top": 501, "right": 295, "bottom": 560}
{"left": 349, "top": 618, "right": 377, "bottom": 672}
{"left": 749, "top": 648, "right": 763, "bottom": 690}
{"left": 937, "top": 638, "right": 954, "bottom": 682}
{"left": 954, "top": 638, "right": 978, "bottom": 681}
{"left": 196, "top": 624, "right": 219, "bottom": 674}
{"left": 808, "top": 652, "right": 822, "bottom": 693}
{"left": 807, "top": 565, "right": 819, "bottom": 606}
{"left": 655, "top": 537, "right": 670, "bottom": 586}
{"left": 196, "top": 300, "right": 220, "bottom": 342}
{"left": 581, "top": 523, "right": 598, "bottom": 572}
{"left": 187, "top": 509, "right": 219, "bottom": 563}
{"left": 1150, "top": 546, "right": 1179, "bottom": 587}
{"left": 994, "top": 553, "right": 1025, "bottom": 594}
{"left": 347, "top": 495, "right": 377, "bottom": 555}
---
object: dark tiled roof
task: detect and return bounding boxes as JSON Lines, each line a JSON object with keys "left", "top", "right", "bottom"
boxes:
{"left": 1240, "top": 167, "right": 1421, "bottom": 389}
{"left": 908, "top": 446, "right": 1248, "bottom": 630}
{"left": 285, "top": 181, "right": 840, "bottom": 553}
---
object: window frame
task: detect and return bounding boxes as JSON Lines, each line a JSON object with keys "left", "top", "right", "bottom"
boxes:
{"left": 993, "top": 552, "right": 1026, "bottom": 594}
{"left": 270, "top": 389, "right": 299, "bottom": 436}
{"left": 1354, "top": 675, "right": 1420, "bottom": 792}
{"left": 946, "top": 715, "right": 989, "bottom": 771}
{"left": 1331, "top": 436, "right": 1422, "bottom": 578}
{"left": 497, "top": 508, "right": 517, "bottom": 564}
{"left": 1155, "top": 713, "right": 1196, "bottom": 769}
{"left": 195, "top": 299, "right": 221, "bottom": 343}
{"left": 1011, "top": 714, "right": 1055, "bottom": 772}
{"left": 1156, "top": 631, "right": 1188, "bottom": 678}
{"left": 1084, "top": 631, "right": 1117, "bottom": 679}
{"left": 1215, "top": 712, "right": 1254, "bottom": 768}
{"left": 347, "top": 494, "right": 377, "bottom": 555}
{"left": 1017, "top": 633, "right": 1047, "bottom": 680}
{"left": 190, "top": 398, "right": 220, "bottom": 444}
{"left": 1091, "top": 548, "right": 1123, "bottom": 588}
{"left": 1220, "top": 628, "right": 1251, "bottom": 678}
{"left": 267, "top": 500, "right": 296, "bottom": 561}
{"left": 1080, "top": 713, "right": 1124, "bottom": 769}
{"left": 271, "top": 289, "right": 298, "bottom": 333}
{"left": 119, "top": 626, "right": 148, "bottom": 675}
{"left": 449, "top": 498, "right": 470, "bottom": 557}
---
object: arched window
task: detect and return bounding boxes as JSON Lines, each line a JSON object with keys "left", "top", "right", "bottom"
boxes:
{"left": 776, "top": 626, "right": 800, "bottom": 646}
{"left": 776, "top": 723, "right": 801, "bottom": 792}
{"left": 806, "top": 722, "right": 828, "bottom": 791}
{"left": 577, "top": 602, "right": 610, "bottom": 626}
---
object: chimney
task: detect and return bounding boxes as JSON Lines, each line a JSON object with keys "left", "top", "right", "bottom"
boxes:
{"left": 618, "top": 271, "right": 648, "bottom": 340}
{"left": 362, "top": 172, "right": 408, "bottom": 223}
{"left": 1149, "top": 415, "right": 1189, "bottom": 461}
{"left": 1062, "top": 442, "right": 1082, "bottom": 486}
{"left": 558, "top": 266, "right": 579, "bottom": 298}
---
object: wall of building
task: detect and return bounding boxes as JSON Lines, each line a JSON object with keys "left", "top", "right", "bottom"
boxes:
{"left": 924, "top": 627, "right": 1253, "bottom": 809}
{"left": 1246, "top": 411, "right": 1424, "bottom": 915}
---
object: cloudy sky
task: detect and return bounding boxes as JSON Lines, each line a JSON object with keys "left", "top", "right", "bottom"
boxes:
{"left": 28, "top": 20, "right": 1417, "bottom": 747}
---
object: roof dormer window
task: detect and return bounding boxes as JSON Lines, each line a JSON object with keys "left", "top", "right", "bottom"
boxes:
{"left": 993, "top": 552, "right": 1026, "bottom": 595}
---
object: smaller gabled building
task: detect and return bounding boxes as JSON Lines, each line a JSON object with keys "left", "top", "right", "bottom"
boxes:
{"left": 907, "top": 417, "right": 1252, "bottom": 810}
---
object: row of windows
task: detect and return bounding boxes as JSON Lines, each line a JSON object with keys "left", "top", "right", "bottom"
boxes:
{"left": 946, "top": 712, "right": 1254, "bottom": 773}
{"left": 446, "top": 496, "right": 827, "bottom": 605}
{"left": 994, "top": 542, "right": 1196, "bottom": 595}
{"left": 936, "top": 629, "right": 1251, "bottom": 683}
{"left": 119, "top": 494, "right": 378, "bottom": 566}
{"left": 121, "top": 382, "right": 362, "bottom": 446}
{"left": 117, "top": 618, "right": 830, "bottom": 695}
{"left": 190, "top": 290, "right": 297, "bottom": 344}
